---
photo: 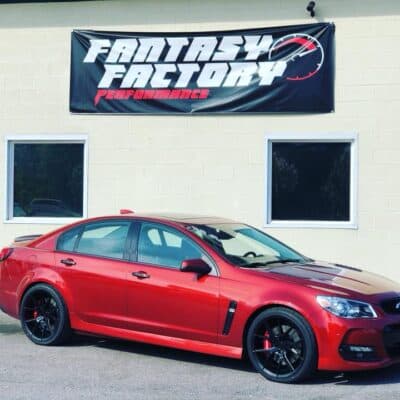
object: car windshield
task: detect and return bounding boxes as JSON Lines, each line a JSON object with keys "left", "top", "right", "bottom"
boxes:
{"left": 186, "top": 223, "right": 308, "bottom": 267}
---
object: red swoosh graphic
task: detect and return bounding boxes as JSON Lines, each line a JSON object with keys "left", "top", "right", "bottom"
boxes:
{"left": 274, "top": 37, "right": 316, "bottom": 51}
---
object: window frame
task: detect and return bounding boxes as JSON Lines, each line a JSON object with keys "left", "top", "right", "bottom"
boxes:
{"left": 265, "top": 132, "right": 358, "bottom": 229}
{"left": 135, "top": 221, "right": 219, "bottom": 276}
{"left": 4, "top": 134, "right": 88, "bottom": 224}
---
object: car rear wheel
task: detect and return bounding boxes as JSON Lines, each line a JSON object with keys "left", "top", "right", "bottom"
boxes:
{"left": 246, "top": 307, "right": 317, "bottom": 383}
{"left": 20, "top": 284, "right": 71, "bottom": 345}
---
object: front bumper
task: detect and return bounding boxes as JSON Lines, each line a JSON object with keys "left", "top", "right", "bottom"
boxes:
{"left": 317, "top": 313, "right": 400, "bottom": 371}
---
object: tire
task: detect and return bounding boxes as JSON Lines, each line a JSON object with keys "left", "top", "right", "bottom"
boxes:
{"left": 246, "top": 307, "right": 317, "bottom": 383}
{"left": 20, "top": 283, "right": 71, "bottom": 346}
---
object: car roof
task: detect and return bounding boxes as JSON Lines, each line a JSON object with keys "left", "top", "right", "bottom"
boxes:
{"left": 113, "top": 212, "right": 237, "bottom": 225}
{"left": 28, "top": 212, "right": 240, "bottom": 249}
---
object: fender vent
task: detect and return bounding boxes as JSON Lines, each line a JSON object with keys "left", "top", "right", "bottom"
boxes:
{"left": 222, "top": 300, "right": 237, "bottom": 335}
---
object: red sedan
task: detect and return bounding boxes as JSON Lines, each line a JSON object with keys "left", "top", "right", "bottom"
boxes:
{"left": 1, "top": 212, "right": 400, "bottom": 383}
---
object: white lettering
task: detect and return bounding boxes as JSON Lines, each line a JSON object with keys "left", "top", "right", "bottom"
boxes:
{"left": 223, "top": 62, "right": 258, "bottom": 87}
{"left": 213, "top": 36, "right": 243, "bottom": 61}
{"left": 165, "top": 37, "right": 190, "bottom": 62}
{"left": 84, "top": 39, "right": 111, "bottom": 63}
{"left": 244, "top": 35, "right": 273, "bottom": 60}
{"left": 151, "top": 64, "right": 177, "bottom": 88}
{"left": 176, "top": 64, "right": 200, "bottom": 87}
{"left": 98, "top": 64, "right": 126, "bottom": 87}
{"left": 197, "top": 63, "right": 229, "bottom": 87}
{"left": 133, "top": 38, "right": 166, "bottom": 62}
{"left": 258, "top": 61, "right": 287, "bottom": 85}
{"left": 121, "top": 64, "right": 154, "bottom": 88}
{"left": 106, "top": 39, "right": 138, "bottom": 63}
{"left": 184, "top": 37, "right": 218, "bottom": 62}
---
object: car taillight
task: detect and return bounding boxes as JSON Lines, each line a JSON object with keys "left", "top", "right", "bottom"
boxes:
{"left": 0, "top": 247, "right": 13, "bottom": 262}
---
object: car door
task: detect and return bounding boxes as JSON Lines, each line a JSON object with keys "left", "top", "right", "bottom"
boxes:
{"left": 126, "top": 221, "right": 220, "bottom": 343}
{"left": 54, "top": 219, "right": 134, "bottom": 329}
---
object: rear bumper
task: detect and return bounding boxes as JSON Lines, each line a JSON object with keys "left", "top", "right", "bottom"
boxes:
{"left": 0, "top": 300, "right": 16, "bottom": 318}
{"left": 0, "top": 286, "right": 19, "bottom": 319}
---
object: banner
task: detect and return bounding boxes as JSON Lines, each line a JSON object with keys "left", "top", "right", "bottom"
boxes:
{"left": 70, "top": 23, "right": 334, "bottom": 114}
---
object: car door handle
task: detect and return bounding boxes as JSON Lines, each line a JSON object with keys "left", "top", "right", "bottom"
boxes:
{"left": 60, "top": 258, "right": 76, "bottom": 266}
{"left": 132, "top": 271, "right": 150, "bottom": 279}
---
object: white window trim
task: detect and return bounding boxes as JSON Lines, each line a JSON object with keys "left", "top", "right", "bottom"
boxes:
{"left": 265, "top": 132, "right": 358, "bottom": 229}
{"left": 4, "top": 134, "right": 89, "bottom": 225}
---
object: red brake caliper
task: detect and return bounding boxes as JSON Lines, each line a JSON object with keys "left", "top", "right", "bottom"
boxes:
{"left": 33, "top": 310, "right": 38, "bottom": 319}
{"left": 264, "top": 330, "right": 271, "bottom": 350}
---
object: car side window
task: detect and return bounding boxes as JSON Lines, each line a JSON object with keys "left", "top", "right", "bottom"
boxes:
{"left": 57, "top": 226, "right": 82, "bottom": 252}
{"left": 138, "top": 222, "right": 213, "bottom": 271}
{"left": 57, "top": 220, "right": 131, "bottom": 260}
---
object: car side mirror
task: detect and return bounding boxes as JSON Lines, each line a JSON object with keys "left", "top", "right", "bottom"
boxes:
{"left": 180, "top": 259, "right": 212, "bottom": 279}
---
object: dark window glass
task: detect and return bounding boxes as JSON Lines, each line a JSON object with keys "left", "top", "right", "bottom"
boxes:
{"left": 271, "top": 142, "right": 351, "bottom": 221}
{"left": 57, "top": 226, "right": 82, "bottom": 252}
{"left": 13, "top": 143, "right": 84, "bottom": 218}
{"left": 75, "top": 221, "right": 131, "bottom": 259}
{"left": 138, "top": 223, "right": 209, "bottom": 269}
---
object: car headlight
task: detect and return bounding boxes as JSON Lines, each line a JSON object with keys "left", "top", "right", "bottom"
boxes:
{"left": 316, "top": 296, "right": 377, "bottom": 318}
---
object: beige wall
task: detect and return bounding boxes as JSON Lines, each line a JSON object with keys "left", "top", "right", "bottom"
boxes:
{"left": 1, "top": 0, "right": 400, "bottom": 280}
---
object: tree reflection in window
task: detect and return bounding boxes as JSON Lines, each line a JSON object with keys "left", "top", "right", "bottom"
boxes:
{"left": 271, "top": 142, "right": 351, "bottom": 221}
{"left": 13, "top": 143, "right": 84, "bottom": 218}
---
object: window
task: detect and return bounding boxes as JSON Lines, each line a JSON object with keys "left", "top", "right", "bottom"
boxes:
{"left": 265, "top": 133, "right": 358, "bottom": 228}
{"left": 57, "top": 220, "right": 131, "bottom": 260}
{"left": 138, "top": 222, "right": 214, "bottom": 270}
{"left": 5, "top": 135, "right": 88, "bottom": 223}
{"left": 187, "top": 223, "right": 306, "bottom": 266}
{"left": 57, "top": 226, "right": 82, "bottom": 252}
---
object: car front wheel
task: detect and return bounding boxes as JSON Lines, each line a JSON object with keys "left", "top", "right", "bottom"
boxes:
{"left": 20, "top": 284, "right": 71, "bottom": 346}
{"left": 246, "top": 307, "right": 317, "bottom": 383}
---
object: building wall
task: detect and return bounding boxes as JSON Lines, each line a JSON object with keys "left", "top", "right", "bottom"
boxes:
{"left": 1, "top": 0, "right": 400, "bottom": 280}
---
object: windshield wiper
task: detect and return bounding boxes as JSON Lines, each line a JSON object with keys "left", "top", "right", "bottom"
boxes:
{"left": 243, "top": 259, "right": 302, "bottom": 268}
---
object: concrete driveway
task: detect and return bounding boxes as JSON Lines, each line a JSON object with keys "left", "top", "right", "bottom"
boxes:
{"left": 1, "top": 311, "right": 400, "bottom": 400}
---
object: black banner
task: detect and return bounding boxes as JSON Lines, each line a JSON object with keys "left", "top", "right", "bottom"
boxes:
{"left": 70, "top": 23, "right": 334, "bottom": 114}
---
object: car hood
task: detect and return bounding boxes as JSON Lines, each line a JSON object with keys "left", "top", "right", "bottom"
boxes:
{"left": 258, "top": 261, "right": 400, "bottom": 298}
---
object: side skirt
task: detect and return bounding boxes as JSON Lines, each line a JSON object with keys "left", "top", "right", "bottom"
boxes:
{"left": 72, "top": 319, "right": 243, "bottom": 359}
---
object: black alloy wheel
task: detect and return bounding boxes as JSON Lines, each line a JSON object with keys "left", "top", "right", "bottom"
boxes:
{"left": 246, "top": 307, "right": 317, "bottom": 383}
{"left": 20, "top": 284, "right": 71, "bottom": 345}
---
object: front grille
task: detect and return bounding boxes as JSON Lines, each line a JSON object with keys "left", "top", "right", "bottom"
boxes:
{"left": 383, "top": 324, "right": 400, "bottom": 358}
{"left": 381, "top": 297, "right": 400, "bottom": 314}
